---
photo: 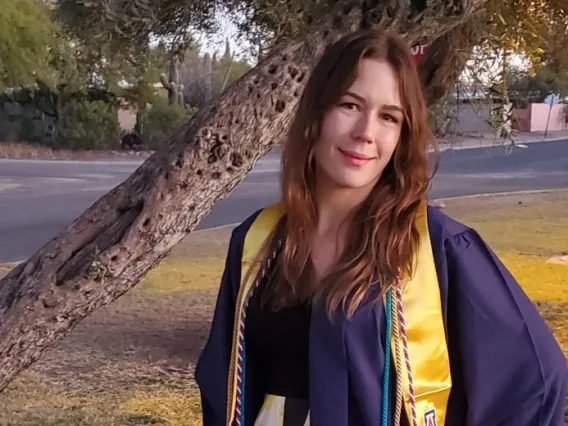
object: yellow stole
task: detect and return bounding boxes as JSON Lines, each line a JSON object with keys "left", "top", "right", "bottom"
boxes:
{"left": 226, "top": 202, "right": 452, "bottom": 426}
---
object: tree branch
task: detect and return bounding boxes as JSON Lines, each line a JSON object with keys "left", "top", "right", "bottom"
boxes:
{"left": 419, "top": 13, "right": 484, "bottom": 105}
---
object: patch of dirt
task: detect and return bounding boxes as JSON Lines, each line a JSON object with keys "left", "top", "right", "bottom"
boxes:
{"left": 439, "top": 189, "right": 568, "bottom": 217}
{"left": 27, "top": 286, "right": 217, "bottom": 395}
{"left": 548, "top": 255, "right": 568, "bottom": 265}
{"left": 0, "top": 264, "right": 219, "bottom": 425}
{"left": 536, "top": 301, "right": 568, "bottom": 323}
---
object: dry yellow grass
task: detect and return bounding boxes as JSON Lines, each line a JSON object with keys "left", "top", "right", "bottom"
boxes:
{"left": 441, "top": 189, "right": 568, "bottom": 257}
{"left": 141, "top": 227, "right": 232, "bottom": 294}
{"left": 119, "top": 391, "right": 202, "bottom": 426}
{"left": 499, "top": 253, "right": 567, "bottom": 302}
{"left": 143, "top": 257, "right": 225, "bottom": 293}
{"left": 0, "top": 192, "right": 566, "bottom": 425}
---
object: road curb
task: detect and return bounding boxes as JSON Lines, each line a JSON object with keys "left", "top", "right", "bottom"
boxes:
{"left": 194, "top": 223, "right": 240, "bottom": 233}
{"left": 436, "top": 135, "right": 568, "bottom": 152}
{"left": 430, "top": 187, "right": 568, "bottom": 203}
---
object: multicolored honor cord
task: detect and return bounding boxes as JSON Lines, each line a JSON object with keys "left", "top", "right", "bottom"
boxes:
{"left": 233, "top": 243, "right": 282, "bottom": 426}
{"left": 390, "top": 276, "right": 419, "bottom": 426}
{"left": 394, "top": 276, "right": 418, "bottom": 426}
{"left": 381, "top": 288, "right": 393, "bottom": 426}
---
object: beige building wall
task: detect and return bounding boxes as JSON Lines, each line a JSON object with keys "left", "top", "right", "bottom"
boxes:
{"left": 118, "top": 107, "right": 137, "bottom": 133}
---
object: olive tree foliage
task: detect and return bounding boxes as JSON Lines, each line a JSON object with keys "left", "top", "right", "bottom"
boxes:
{"left": 0, "top": 0, "right": 59, "bottom": 91}
{"left": 55, "top": 0, "right": 568, "bottom": 82}
{"left": 56, "top": 0, "right": 217, "bottom": 54}
{"left": 56, "top": 0, "right": 477, "bottom": 63}
{"left": 57, "top": 0, "right": 489, "bottom": 115}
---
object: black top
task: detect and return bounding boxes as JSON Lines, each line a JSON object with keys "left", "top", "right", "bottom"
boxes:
{"left": 245, "top": 284, "right": 311, "bottom": 399}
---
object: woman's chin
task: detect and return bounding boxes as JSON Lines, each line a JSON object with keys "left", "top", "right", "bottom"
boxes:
{"left": 327, "top": 171, "right": 378, "bottom": 190}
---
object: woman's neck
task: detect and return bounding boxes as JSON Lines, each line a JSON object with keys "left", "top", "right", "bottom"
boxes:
{"left": 314, "top": 180, "right": 372, "bottom": 238}
{"left": 307, "top": 180, "right": 371, "bottom": 281}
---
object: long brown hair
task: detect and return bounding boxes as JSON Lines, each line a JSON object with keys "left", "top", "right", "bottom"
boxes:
{"left": 260, "top": 29, "right": 437, "bottom": 318}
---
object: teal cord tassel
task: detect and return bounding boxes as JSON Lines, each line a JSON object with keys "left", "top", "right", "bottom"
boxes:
{"left": 382, "top": 289, "right": 393, "bottom": 426}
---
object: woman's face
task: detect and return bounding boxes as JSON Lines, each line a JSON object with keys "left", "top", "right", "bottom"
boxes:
{"left": 314, "top": 58, "right": 404, "bottom": 192}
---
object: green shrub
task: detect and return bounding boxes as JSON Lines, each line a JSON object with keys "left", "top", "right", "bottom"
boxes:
{"left": 17, "top": 115, "right": 40, "bottom": 144}
{"left": 56, "top": 100, "right": 120, "bottom": 150}
{"left": 140, "top": 102, "right": 195, "bottom": 150}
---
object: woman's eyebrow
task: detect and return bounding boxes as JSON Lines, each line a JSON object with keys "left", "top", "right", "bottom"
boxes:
{"left": 382, "top": 104, "right": 404, "bottom": 114}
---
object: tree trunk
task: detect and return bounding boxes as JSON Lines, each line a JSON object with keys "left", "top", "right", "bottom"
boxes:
{"left": 419, "top": 17, "right": 483, "bottom": 106}
{"left": 0, "top": 0, "right": 488, "bottom": 392}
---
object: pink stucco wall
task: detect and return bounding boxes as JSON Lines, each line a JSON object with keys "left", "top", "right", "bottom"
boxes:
{"left": 514, "top": 103, "right": 567, "bottom": 132}
{"left": 529, "top": 104, "right": 567, "bottom": 132}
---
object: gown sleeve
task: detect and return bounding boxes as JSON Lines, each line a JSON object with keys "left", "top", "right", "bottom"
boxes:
{"left": 446, "top": 228, "right": 568, "bottom": 426}
{"left": 194, "top": 226, "right": 243, "bottom": 426}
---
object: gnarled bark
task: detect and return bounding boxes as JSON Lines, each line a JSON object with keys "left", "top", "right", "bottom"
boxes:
{"left": 0, "top": 0, "right": 488, "bottom": 392}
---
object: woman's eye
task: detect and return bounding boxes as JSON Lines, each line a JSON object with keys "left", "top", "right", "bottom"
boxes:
{"left": 340, "top": 102, "right": 359, "bottom": 111}
{"left": 381, "top": 113, "right": 399, "bottom": 123}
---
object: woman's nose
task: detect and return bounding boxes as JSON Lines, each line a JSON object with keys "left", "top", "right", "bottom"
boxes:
{"left": 352, "top": 113, "right": 376, "bottom": 144}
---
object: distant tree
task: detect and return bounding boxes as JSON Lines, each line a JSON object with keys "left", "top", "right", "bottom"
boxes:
{"left": 57, "top": 0, "right": 217, "bottom": 57}
{"left": 213, "top": 39, "right": 253, "bottom": 94}
{"left": 120, "top": 47, "right": 170, "bottom": 135}
{"left": 180, "top": 40, "right": 253, "bottom": 108}
{"left": 55, "top": 99, "right": 121, "bottom": 150}
{"left": 483, "top": 0, "right": 568, "bottom": 69}
{"left": 0, "top": 0, "right": 59, "bottom": 91}
{"left": 177, "top": 46, "right": 212, "bottom": 108}
{"left": 140, "top": 100, "right": 196, "bottom": 149}
{"left": 508, "top": 65, "right": 568, "bottom": 106}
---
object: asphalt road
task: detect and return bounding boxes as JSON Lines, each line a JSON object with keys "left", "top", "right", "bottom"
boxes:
{"left": 1, "top": 140, "right": 567, "bottom": 263}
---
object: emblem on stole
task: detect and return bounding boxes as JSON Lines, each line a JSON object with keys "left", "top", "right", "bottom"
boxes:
{"left": 424, "top": 408, "right": 437, "bottom": 426}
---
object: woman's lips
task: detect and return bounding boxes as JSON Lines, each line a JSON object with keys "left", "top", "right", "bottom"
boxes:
{"left": 338, "top": 148, "right": 374, "bottom": 167}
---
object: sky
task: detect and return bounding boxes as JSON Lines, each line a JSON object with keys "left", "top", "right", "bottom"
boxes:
{"left": 193, "top": 9, "right": 256, "bottom": 63}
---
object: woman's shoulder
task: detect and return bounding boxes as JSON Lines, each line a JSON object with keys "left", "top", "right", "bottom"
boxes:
{"left": 226, "top": 207, "right": 266, "bottom": 250}
{"left": 228, "top": 203, "right": 284, "bottom": 247}
{"left": 426, "top": 203, "right": 481, "bottom": 256}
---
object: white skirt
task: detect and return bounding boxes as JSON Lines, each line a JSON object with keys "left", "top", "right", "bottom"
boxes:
{"left": 253, "top": 394, "right": 310, "bottom": 426}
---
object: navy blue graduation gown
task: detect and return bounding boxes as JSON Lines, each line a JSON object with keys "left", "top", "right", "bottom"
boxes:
{"left": 195, "top": 205, "right": 568, "bottom": 425}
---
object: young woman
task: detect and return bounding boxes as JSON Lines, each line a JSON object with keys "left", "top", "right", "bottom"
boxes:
{"left": 195, "top": 29, "right": 567, "bottom": 426}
